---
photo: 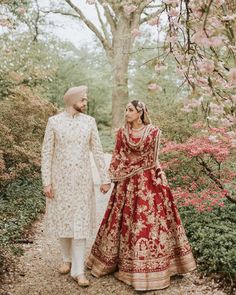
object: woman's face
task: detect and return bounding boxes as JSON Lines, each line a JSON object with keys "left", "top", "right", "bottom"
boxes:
{"left": 125, "top": 103, "right": 140, "bottom": 123}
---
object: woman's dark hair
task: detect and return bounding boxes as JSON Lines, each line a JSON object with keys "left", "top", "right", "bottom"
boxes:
{"left": 130, "top": 100, "right": 145, "bottom": 123}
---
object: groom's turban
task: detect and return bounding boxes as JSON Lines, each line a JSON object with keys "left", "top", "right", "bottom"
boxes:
{"left": 63, "top": 86, "right": 88, "bottom": 106}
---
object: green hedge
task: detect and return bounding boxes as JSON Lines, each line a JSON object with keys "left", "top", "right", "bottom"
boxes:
{"left": 0, "top": 178, "right": 45, "bottom": 276}
{"left": 179, "top": 201, "right": 236, "bottom": 279}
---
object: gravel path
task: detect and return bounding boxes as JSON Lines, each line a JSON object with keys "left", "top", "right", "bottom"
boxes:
{"left": 1, "top": 154, "right": 227, "bottom": 295}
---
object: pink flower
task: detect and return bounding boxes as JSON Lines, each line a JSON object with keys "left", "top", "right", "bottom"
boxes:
{"left": 131, "top": 28, "right": 141, "bottom": 38}
{"left": 4, "top": 48, "right": 11, "bottom": 54}
{"left": 198, "top": 60, "right": 214, "bottom": 74}
{"left": 231, "top": 140, "right": 236, "bottom": 148}
{"left": 209, "top": 36, "right": 224, "bottom": 47}
{"left": 181, "top": 105, "right": 192, "bottom": 113}
{"left": 168, "top": 8, "right": 179, "bottom": 17}
{"left": 231, "top": 95, "right": 236, "bottom": 103}
{"left": 185, "top": 99, "right": 202, "bottom": 108}
{"left": 174, "top": 53, "right": 185, "bottom": 62}
{"left": 0, "top": 19, "right": 13, "bottom": 28}
{"left": 208, "top": 135, "right": 218, "bottom": 143}
{"left": 192, "top": 122, "right": 204, "bottom": 129}
{"left": 220, "top": 118, "right": 234, "bottom": 128}
{"left": 209, "top": 103, "right": 224, "bottom": 116}
{"left": 123, "top": 4, "right": 137, "bottom": 15}
{"left": 192, "top": 30, "right": 210, "bottom": 47}
{"left": 195, "top": 77, "right": 209, "bottom": 87}
{"left": 228, "top": 68, "right": 236, "bottom": 85}
{"left": 166, "top": 35, "right": 178, "bottom": 44}
{"left": 222, "top": 15, "right": 236, "bottom": 21}
{"left": 215, "top": 0, "right": 225, "bottom": 7}
{"left": 209, "top": 17, "right": 222, "bottom": 29}
{"left": 17, "top": 7, "right": 26, "bottom": 15}
{"left": 190, "top": 6, "right": 202, "bottom": 18}
{"left": 155, "top": 64, "right": 168, "bottom": 72}
{"left": 226, "top": 131, "right": 236, "bottom": 138}
{"left": 148, "top": 17, "right": 160, "bottom": 26}
{"left": 148, "top": 83, "right": 162, "bottom": 92}
{"left": 206, "top": 116, "right": 218, "bottom": 122}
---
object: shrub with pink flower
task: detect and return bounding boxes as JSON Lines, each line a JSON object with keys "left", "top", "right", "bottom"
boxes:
{"left": 161, "top": 126, "right": 236, "bottom": 208}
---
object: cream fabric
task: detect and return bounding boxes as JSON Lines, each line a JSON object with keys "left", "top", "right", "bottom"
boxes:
{"left": 60, "top": 238, "right": 72, "bottom": 263}
{"left": 41, "top": 111, "right": 110, "bottom": 239}
{"left": 59, "top": 238, "right": 86, "bottom": 276}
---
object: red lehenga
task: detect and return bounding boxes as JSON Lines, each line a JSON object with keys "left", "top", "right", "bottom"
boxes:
{"left": 87, "top": 124, "right": 196, "bottom": 291}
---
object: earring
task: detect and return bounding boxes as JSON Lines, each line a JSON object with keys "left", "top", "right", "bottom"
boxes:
{"left": 138, "top": 117, "right": 142, "bottom": 124}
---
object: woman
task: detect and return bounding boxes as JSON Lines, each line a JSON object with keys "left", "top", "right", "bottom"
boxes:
{"left": 87, "top": 100, "right": 196, "bottom": 291}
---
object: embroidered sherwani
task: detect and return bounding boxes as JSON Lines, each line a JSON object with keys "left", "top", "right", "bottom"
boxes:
{"left": 87, "top": 124, "right": 196, "bottom": 291}
{"left": 41, "top": 111, "right": 110, "bottom": 239}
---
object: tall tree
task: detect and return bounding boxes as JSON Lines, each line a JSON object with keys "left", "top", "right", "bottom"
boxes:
{"left": 46, "top": 0, "right": 162, "bottom": 128}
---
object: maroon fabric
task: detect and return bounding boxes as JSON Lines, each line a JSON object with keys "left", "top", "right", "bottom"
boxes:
{"left": 87, "top": 126, "right": 196, "bottom": 290}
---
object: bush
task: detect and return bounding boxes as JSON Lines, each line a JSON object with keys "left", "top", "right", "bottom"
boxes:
{"left": 0, "top": 86, "right": 57, "bottom": 193}
{"left": 179, "top": 200, "right": 236, "bottom": 279}
{"left": 0, "top": 177, "right": 45, "bottom": 280}
{"left": 99, "top": 127, "right": 115, "bottom": 153}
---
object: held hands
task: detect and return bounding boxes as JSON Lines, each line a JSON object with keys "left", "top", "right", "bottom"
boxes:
{"left": 100, "top": 183, "right": 111, "bottom": 194}
{"left": 44, "top": 183, "right": 110, "bottom": 197}
{"left": 43, "top": 184, "right": 54, "bottom": 199}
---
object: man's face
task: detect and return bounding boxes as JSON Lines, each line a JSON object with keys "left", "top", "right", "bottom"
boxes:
{"left": 73, "top": 94, "right": 88, "bottom": 113}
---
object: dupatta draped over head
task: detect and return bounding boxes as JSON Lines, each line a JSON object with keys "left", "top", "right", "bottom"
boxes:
{"left": 109, "top": 124, "right": 162, "bottom": 182}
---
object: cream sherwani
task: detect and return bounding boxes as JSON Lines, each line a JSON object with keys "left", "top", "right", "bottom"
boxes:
{"left": 41, "top": 111, "right": 110, "bottom": 239}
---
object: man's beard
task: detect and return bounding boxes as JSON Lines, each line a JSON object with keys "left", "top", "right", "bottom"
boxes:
{"left": 73, "top": 105, "right": 86, "bottom": 113}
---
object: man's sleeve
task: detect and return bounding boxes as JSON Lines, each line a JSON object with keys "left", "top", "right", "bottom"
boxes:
{"left": 41, "top": 118, "right": 55, "bottom": 187}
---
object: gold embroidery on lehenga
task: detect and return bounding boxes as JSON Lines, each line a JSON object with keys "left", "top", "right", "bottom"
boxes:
{"left": 87, "top": 125, "right": 196, "bottom": 291}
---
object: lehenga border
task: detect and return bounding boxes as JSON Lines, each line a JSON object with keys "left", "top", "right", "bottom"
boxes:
{"left": 87, "top": 252, "right": 196, "bottom": 291}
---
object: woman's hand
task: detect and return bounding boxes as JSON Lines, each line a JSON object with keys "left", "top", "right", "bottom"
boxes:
{"left": 43, "top": 184, "right": 54, "bottom": 199}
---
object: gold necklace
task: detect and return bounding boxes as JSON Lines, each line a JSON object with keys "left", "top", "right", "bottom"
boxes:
{"left": 126, "top": 125, "right": 151, "bottom": 147}
{"left": 131, "top": 125, "right": 145, "bottom": 132}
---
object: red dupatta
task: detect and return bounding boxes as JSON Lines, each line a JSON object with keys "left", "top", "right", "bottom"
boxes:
{"left": 109, "top": 124, "right": 162, "bottom": 182}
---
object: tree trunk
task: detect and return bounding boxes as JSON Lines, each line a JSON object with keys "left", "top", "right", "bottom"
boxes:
{"left": 110, "top": 17, "right": 132, "bottom": 129}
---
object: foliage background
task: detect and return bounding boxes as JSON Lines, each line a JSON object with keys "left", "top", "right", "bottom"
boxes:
{"left": 0, "top": 1, "right": 235, "bottom": 291}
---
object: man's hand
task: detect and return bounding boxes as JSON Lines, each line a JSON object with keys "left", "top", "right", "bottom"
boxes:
{"left": 43, "top": 184, "right": 54, "bottom": 199}
{"left": 100, "top": 183, "right": 111, "bottom": 194}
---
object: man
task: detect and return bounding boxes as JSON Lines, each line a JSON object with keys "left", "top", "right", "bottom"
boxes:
{"left": 41, "top": 86, "right": 111, "bottom": 287}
